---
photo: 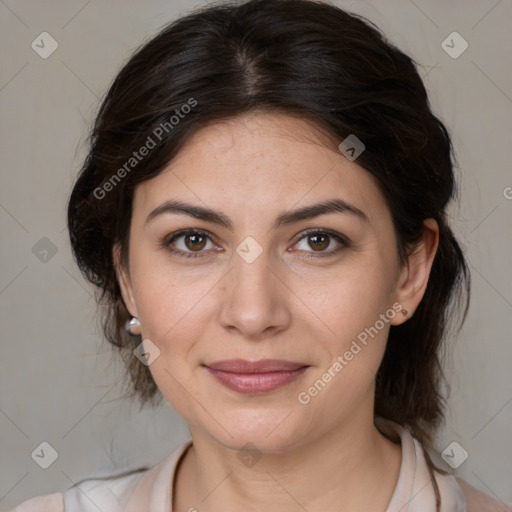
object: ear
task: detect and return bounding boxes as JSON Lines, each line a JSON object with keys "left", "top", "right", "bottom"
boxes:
{"left": 112, "top": 243, "right": 138, "bottom": 317}
{"left": 390, "top": 218, "right": 439, "bottom": 326}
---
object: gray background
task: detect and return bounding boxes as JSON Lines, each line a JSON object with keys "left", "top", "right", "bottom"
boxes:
{"left": 1, "top": 0, "right": 511, "bottom": 509}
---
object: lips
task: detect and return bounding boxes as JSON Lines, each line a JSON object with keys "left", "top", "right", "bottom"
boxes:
{"left": 206, "top": 359, "right": 307, "bottom": 373}
{"left": 203, "top": 359, "right": 309, "bottom": 394}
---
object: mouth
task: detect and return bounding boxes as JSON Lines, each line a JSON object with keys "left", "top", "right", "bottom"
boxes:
{"left": 203, "top": 359, "right": 310, "bottom": 394}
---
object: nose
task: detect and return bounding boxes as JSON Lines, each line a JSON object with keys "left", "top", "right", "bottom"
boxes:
{"left": 218, "top": 247, "right": 292, "bottom": 340}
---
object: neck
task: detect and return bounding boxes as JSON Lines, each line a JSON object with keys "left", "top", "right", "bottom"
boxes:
{"left": 173, "top": 407, "right": 402, "bottom": 512}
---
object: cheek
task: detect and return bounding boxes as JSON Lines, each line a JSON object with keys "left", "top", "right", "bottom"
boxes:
{"left": 129, "top": 249, "right": 216, "bottom": 347}
{"left": 297, "top": 280, "right": 393, "bottom": 423}
{"left": 296, "top": 257, "right": 397, "bottom": 341}
{"left": 294, "top": 255, "right": 397, "bottom": 406}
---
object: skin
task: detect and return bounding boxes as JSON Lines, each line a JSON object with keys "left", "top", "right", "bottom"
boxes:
{"left": 115, "top": 112, "right": 439, "bottom": 512}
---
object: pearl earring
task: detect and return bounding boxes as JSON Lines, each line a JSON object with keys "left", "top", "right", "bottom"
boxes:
{"left": 125, "top": 316, "right": 141, "bottom": 336}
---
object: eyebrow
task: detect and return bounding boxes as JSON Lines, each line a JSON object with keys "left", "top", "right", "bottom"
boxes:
{"left": 145, "top": 198, "right": 369, "bottom": 229}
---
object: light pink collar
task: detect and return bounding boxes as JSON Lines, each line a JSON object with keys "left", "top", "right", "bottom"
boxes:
{"left": 124, "top": 420, "right": 465, "bottom": 511}
{"left": 124, "top": 441, "right": 192, "bottom": 512}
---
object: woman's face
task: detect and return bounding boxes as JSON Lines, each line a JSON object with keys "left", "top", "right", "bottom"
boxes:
{"left": 117, "top": 112, "right": 416, "bottom": 452}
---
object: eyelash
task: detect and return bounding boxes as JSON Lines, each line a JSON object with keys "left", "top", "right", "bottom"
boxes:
{"left": 161, "top": 228, "right": 351, "bottom": 260}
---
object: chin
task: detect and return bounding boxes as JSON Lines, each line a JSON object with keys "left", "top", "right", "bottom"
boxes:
{"left": 205, "top": 405, "right": 308, "bottom": 453}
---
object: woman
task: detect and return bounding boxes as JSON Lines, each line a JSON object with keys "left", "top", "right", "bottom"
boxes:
{"left": 12, "top": 0, "right": 510, "bottom": 510}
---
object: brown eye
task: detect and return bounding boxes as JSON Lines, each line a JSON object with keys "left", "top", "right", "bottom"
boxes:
{"left": 184, "top": 233, "right": 207, "bottom": 251}
{"left": 307, "top": 233, "right": 329, "bottom": 251}
{"left": 293, "top": 229, "right": 350, "bottom": 258}
{"left": 165, "top": 229, "right": 215, "bottom": 259}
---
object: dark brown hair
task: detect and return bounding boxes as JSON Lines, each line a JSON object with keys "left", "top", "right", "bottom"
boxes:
{"left": 68, "top": 0, "right": 469, "bottom": 471}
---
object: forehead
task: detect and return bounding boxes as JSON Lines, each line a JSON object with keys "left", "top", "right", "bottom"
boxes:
{"left": 132, "top": 112, "right": 388, "bottom": 226}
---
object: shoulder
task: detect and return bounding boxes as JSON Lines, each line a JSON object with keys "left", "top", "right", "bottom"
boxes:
{"left": 10, "top": 468, "right": 146, "bottom": 512}
{"left": 376, "top": 418, "right": 511, "bottom": 512}
{"left": 455, "top": 477, "right": 512, "bottom": 512}
{"left": 10, "top": 492, "right": 64, "bottom": 512}
{"left": 9, "top": 441, "right": 192, "bottom": 512}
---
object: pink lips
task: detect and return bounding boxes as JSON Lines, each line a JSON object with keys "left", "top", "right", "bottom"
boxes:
{"left": 204, "top": 359, "right": 309, "bottom": 394}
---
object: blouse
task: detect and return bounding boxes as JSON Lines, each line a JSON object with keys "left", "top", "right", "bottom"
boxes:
{"left": 11, "top": 419, "right": 511, "bottom": 512}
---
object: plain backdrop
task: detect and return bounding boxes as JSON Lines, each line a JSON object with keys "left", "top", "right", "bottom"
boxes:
{"left": 1, "top": 0, "right": 511, "bottom": 509}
